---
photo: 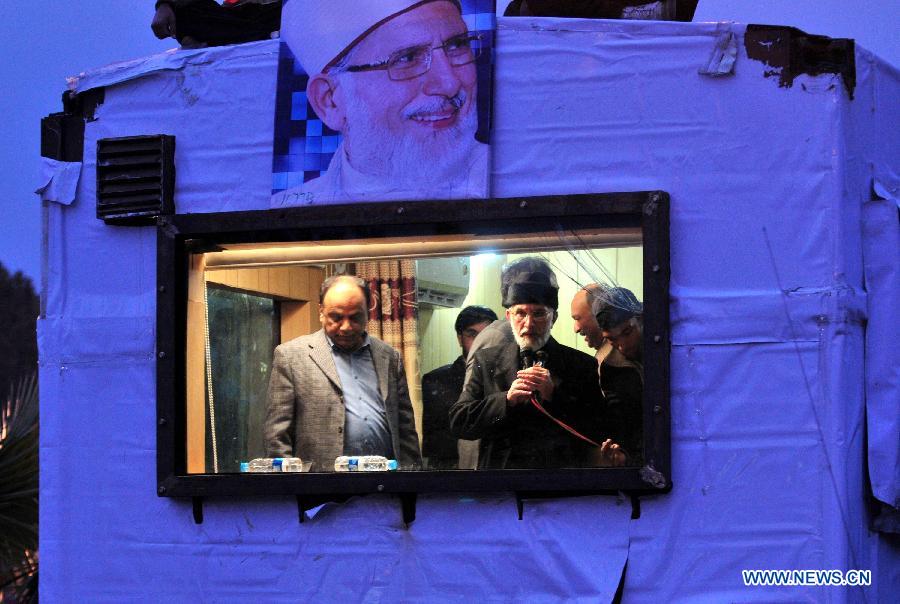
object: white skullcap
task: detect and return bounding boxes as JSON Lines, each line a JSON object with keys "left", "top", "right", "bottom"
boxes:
{"left": 281, "top": 0, "right": 461, "bottom": 75}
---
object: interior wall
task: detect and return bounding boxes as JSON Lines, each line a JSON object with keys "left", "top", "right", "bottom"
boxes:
{"left": 206, "top": 264, "right": 324, "bottom": 341}
{"left": 419, "top": 254, "right": 504, "bottom": 373}
{"left": 184, "top": 264, "right": 324, "bottom": 471}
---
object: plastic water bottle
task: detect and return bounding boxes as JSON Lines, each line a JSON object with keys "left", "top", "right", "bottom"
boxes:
{"left": 281, "top": 457, "right": 304, "bottom": 472}
{"left": 334, "top": 455, "right": 399, "bottom": 472}
{"left": 247, "top": 458, "right": 277, "bottom": 472}
{"left": 246, "top": 457, "right": 305, "bottom": 472}
{"left": 360, "top": 456, "right": 398, "bottom": 471}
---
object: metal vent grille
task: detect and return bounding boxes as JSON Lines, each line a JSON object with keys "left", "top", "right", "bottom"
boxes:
{"left": 96, "top": 135, "right": 175, "bottom": 225}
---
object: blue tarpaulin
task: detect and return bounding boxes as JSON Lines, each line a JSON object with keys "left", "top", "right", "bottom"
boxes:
{"left": 42, "top": 17, "right": 898, "bottom": 602}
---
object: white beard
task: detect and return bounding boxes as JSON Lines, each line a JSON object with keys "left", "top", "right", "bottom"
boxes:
{"left": 337, "top": 76, "right": 478, "bottom": 189}
{"left": 512, "top": 329, "right": 552, "bottom": 353}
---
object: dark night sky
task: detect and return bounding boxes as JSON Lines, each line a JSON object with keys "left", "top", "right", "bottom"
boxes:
{"left": 0, "top": 1, "right": 170, "bottom": 283}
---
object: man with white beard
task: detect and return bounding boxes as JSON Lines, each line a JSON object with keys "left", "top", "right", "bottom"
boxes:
{"left": 273, "top": 0, "right": 489, "bottom": 206}
{"left": 449, "top": 263, "right": 606, "bottom": 469}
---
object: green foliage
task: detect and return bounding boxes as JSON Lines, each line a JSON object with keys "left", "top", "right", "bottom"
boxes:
{"left": 0, "top": 374, "right": 38, "bottom": 602}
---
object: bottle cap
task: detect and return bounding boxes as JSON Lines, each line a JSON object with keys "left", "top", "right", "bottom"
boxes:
{"left": 388, "top": 459, "right": 398, "bottom": 471}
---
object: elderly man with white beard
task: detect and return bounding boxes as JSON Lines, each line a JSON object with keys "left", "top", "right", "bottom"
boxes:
{"left": 449, "top": 263, "right": 607, "bottom": 469}
{"left": 273, "top": 0, "right": 489, "bottom": 206}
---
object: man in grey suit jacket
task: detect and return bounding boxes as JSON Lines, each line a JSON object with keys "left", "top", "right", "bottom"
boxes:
{"left": 265, "top": 275, "right": 421, "bottom": 471}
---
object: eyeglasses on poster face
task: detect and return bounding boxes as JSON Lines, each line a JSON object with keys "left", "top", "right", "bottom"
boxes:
{"left": 344, "top": 32, "right": 482, "bottom": 81}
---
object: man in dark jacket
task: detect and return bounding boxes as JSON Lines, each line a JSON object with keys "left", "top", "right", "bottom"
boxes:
{"left": 421, "top": 305, "right": 497, "bottom": 469}
{"left": 450, "top": 265, "right": 606, "bottom": 469}
{"left": 151, "top": 0, "right": 281, "bottom": 48}
{"left": 593, "top": 286, "right": 643, "bottom": 462}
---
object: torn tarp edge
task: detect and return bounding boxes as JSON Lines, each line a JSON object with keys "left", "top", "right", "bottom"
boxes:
{"left": 35, "top": 157, "right": 82, "bottom": 206}
{"left": 496, "top": 15, "right": 735, "bottom": 38}
{"left": 698, "top": 31, "right": 738, "bottom": 76}
{"left": 873, "top": 178, "right": 900, "bottom": 210}
{"left": 67, "top": 39, "right": 279, "bottom": 95}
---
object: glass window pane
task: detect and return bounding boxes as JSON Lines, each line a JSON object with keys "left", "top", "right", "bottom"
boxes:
{"left": 205, "top": 286, "right": 278, "bottom": 473}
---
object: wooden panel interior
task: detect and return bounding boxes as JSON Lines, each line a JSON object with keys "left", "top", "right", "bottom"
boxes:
{"left": 186, "top": 263, "right": 324, "bottom": 473}
{"left": 185, "top": 254, "right": 207, "bottom": 474}
{"left": 281, "top": 301, "right": 315, "bottom": 343}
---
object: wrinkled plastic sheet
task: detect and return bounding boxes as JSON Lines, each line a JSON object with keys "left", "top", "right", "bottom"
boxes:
{"left": 67, "top": 39, "right": 279, "bottom": 95}
{"left": 862, "top": 184, "right": 900, "bottom": 508}
{"left": 39, "top": 17, "right": 900, "bottom": 601}
{"left": 849, "top": 50, "right": 900, "bottom": 512}
{"left": 38, "top": 337, "right": 631, "bottom": 600}
{"left": 74, "top": 42, "right": 278, "bottom": 215}
{"left": 35, "top": 158, "right": 82, "bottom": 205}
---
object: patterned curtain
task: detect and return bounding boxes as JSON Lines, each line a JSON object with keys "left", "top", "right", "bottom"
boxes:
{"left": 356, "top": 260, "right": 422, "bottom": 439}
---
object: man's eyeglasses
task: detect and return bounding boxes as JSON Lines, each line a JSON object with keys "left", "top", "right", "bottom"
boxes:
{"left": 510, "top": 308, "right": 552, "bottom": 323}
{"left": 343, "top": 32, "right": 482, "bottom": 81}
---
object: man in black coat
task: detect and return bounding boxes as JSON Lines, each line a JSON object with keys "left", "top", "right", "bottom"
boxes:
{"left": 450, "top": 265, "right": 606, "bottom": 469}
{"left": 594, "top": 287, "right": 644, "bottom": 462}
{"left": 151, "top": 0, "right": 281, "bottom": 48}
{"left": 421, "top": 305, "right": 497, "bottom": 469}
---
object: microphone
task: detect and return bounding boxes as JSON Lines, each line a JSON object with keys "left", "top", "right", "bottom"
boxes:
{"left": 519, "top": 348, "right": 549, "bottom": 403}
{"left": 520, "top": 348, "right": 536, "bottom": 369}
{"left": 532, "top": 350, "right": 549, "bottom": 402}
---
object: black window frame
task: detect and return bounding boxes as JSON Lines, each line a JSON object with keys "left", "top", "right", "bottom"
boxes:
{"left": 156, "top": 193, "right": 671, "bottom": 498}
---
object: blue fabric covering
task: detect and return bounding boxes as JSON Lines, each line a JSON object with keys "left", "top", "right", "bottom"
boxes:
{"left": 45, "top": 18, "right": 900, "bottom": 601}
{"left": 853, "top": 51, "right": 900, "bottom": 510}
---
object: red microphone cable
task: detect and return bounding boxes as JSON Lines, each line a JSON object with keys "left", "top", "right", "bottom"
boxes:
{"left": 529, "top": 394, "right": 601, "bottom": 448}
{"left": 527, "top": 350, "right": 602, "bottom": 448}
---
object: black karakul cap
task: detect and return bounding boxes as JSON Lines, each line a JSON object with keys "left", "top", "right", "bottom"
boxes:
{"left": 503, "top": 271, "right": 559, "bottom": 309}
